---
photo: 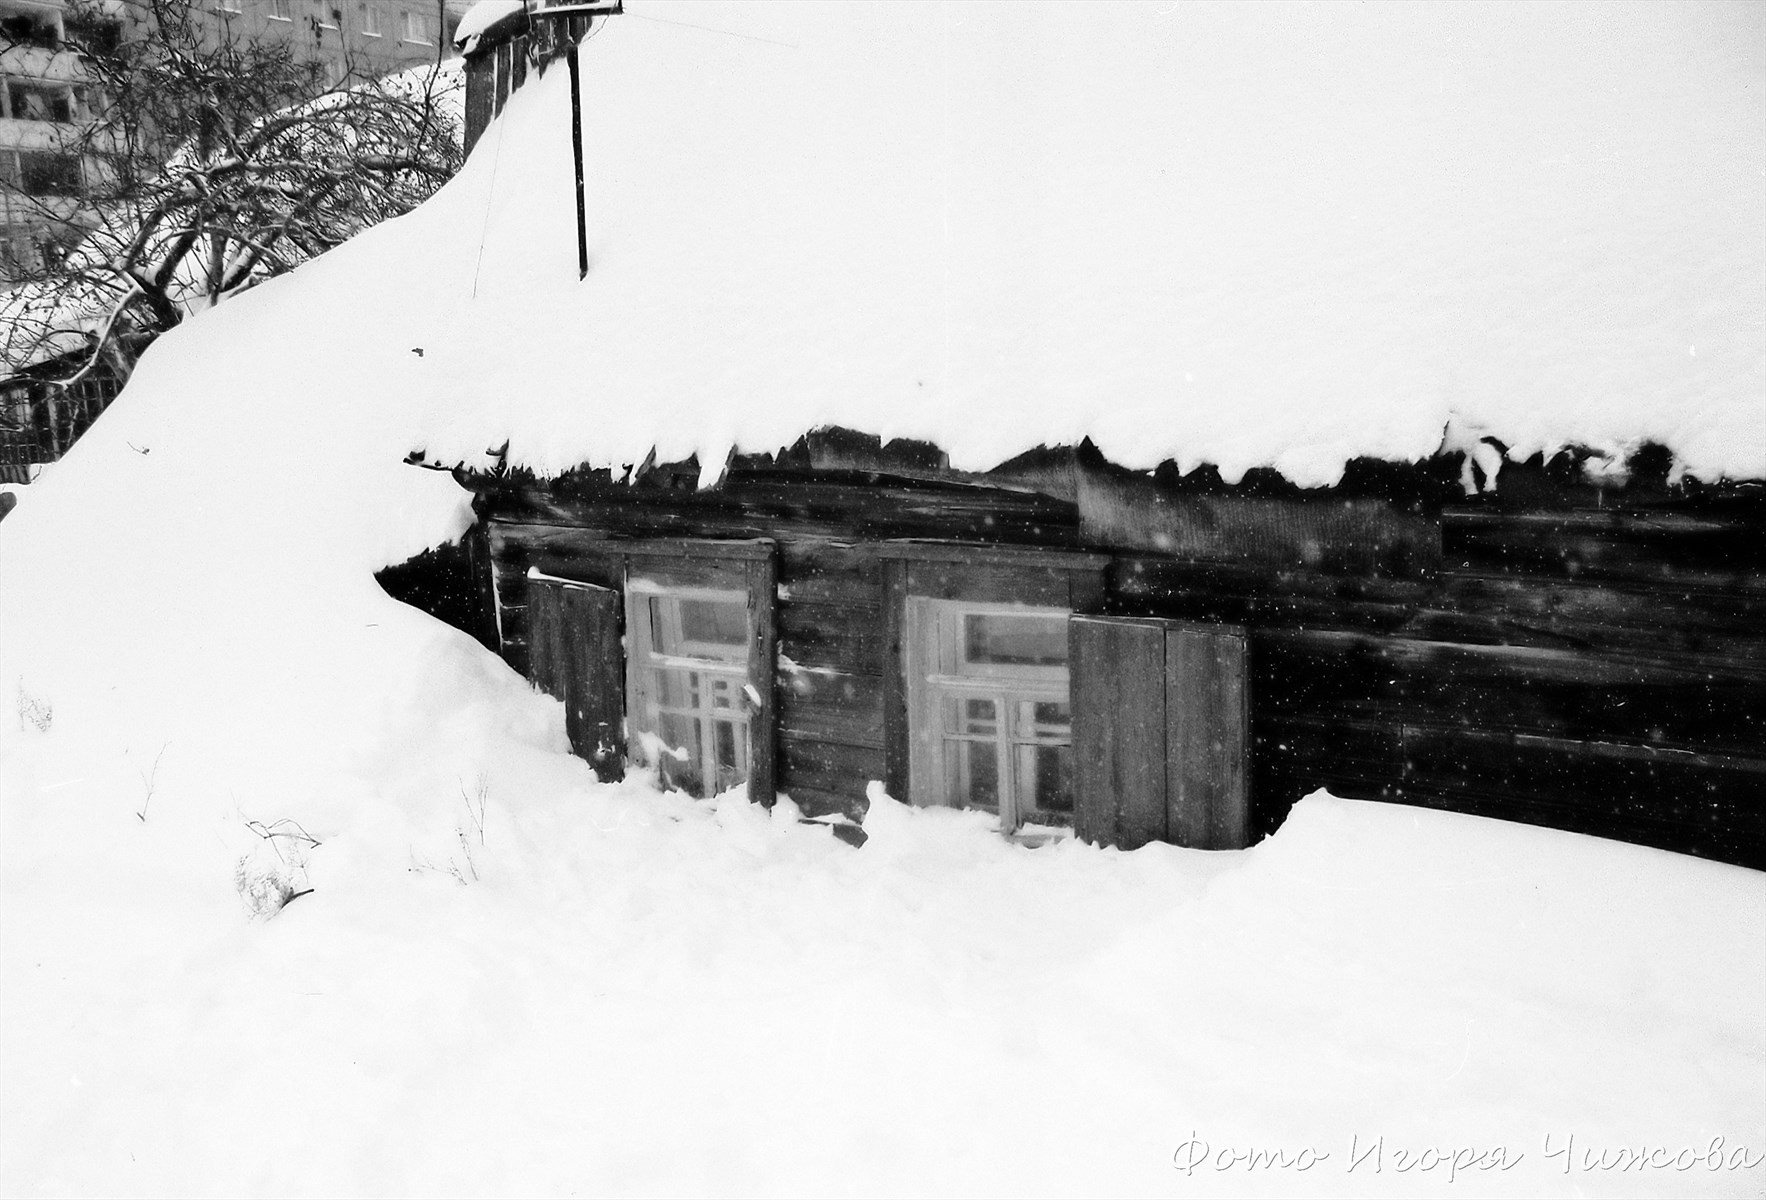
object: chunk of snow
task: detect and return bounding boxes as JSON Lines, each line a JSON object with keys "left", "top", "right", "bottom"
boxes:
{"left": 453, "top": 0, "right": 524, "bottom": 52}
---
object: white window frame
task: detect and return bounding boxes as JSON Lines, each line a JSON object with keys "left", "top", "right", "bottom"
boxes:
{"left": 905, "top": 598, "right": 1073, "bottom": 833}
{"left": 401, "top": 8, "right": 430, "bottom": 44}
{"left": 624, "top": 580, "right": 756, "bottom": 798}
{"left": 267, "top": 0, "right": 293, "bottom": 21}
{"left": 361, "top": 4, "right": 381, "bottom": 36}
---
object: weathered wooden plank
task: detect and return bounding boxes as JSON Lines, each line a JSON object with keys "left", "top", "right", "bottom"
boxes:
{"left": 1079, "top": 469, "right": 1441, "bottom": 577}
{"left": 1430, "top": 570, "right": 1766, "bottom": 665}
{"left": 463, "top": 55, "right": 496, "bottom": 153}
{"left": 560, "top": 582, "right": 624, "bottom": 781}
{"left": 777, "top": 669, "right": 885, "bottom": 750}
{"left": 1261, "top": 713, "right": 1766, "bottom": 869}
{"left": 747, "top": 553, "right": 778, "bottom": 805}
{"left": 526, "top": 578, "right": 625, "bottom": 781}
{"left": 1166, "top": 624, "right": 1251, "bottom": 849}
{"left": 881, "top": 558, "right": 911, "bottom": 799}
{"left": 783, "top": 783, "right": 870, "bottom": 823}
{"left": 779, "top": 735, "right": 886, "bottom": 800}
{"left": 526, "top": 579, "right": 568, "bottom": 703}
{"left": 876, "top": 541, "right": 1107, "bottom": 570}
{"left": 493, "top": 41, "right": 512, "bottom": 113}
{"left": 477, "top": 469, "right": 1081, "bottom": 547}
{"left": 1442, "top": 506, "right": 1766, "bottom": 590}
{"left": 777, "top": 540, "right": 882, "bottom": 606}
{"left": 903, "top": 560, "right": 1078, "bottom": 608}
{"left": 1288, "top": 630, "right": 1766, "bottom": 754}
{"left": 1071, "top": 616, "right": 1168, "bottom": 849}
{"left": 778, "top": 601, "right": 885, "bottom": 674}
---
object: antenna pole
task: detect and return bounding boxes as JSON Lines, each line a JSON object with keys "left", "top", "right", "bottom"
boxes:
{"left": 567, "top": 40, "right": 589, "bottom": 279}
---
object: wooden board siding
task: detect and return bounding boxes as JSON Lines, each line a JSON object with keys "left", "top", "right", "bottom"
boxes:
{"left": 465, "top": 460, "right": 1766, "bottom": 869}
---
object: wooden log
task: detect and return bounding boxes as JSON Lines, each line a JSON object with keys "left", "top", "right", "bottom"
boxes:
{"left": 777, "top": 669, "right": 885, "bottom": 751}
{"left": 777, "top": 540, "right": 882, "bottom": 606}
{"left": 779, "top": 735, "right": 886, "bottom": 801}
{"left": 778, "top": 601, "right": 885, "bottom": 674}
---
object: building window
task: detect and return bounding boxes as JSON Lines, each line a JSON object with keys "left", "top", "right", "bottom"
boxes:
{"left": 906, "top": 600, "right": 1073, "bottom": 831}
{"left": 3, "top": 80, "right": 77, "bottom": 123}
{"left": 518, "top": 539, "right": 777, "bottom": 803}
{"left": 626, "top": 585, "right": 755, "bottom": 797}
{"left": 0, "top": 224, "right": 40, "bottom": 281}
{"left": 314, "top": 3, "right": 339, "bottom": 30}
{"left": 402, "top": 9, "right": 429, "bottom": 43}
{"left": 15, "top": 151, "right": 82, "bottom": 197}
{"left": 361, "top": 4, "right": 381, "bottom": 36}
{"left": 268, "top": 0, "right": 293, "bottom": 21}
{"left": 214, "top": 0, "right": 243, "bottom": 14}
{"left": 0, "top": 9, "right": 62, "bottom": 48}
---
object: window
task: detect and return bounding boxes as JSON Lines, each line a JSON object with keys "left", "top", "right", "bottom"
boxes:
{"left": 517, "top": 539, "right": 777, "bottom": 803}
{"left": 314, "top": 3, "right": 339, "bottom": 30}
{"left": 214, "top": 0, "right": 242, "bottom": 14}
{"left": 626, "top": 585, "right": 755, "bottom": 797}
{"left": 402, "top": 9, "right": 429, "bottom": 43}
{"left": 0, "top": 224, "right": 39, "bottom": 281}
{"left": 882, "top": 544, "right": 1105, "bottom": 836}
{"left": 15, "top": 151, "right": 82, "bottom": 197}
{"left": 4, "top": 80, "right": 77, "bottom": 123}
{"left": 268, "top": 0, "right": 292, "bottom": 20}
{"left": 361, "top": 4, "right": 380, "bottom": 36}
{"left": 0, "top": 9, "right": 61, "bottom": 48}
{"left": 907, "top": 601, "right": 1073, "bottom": 832}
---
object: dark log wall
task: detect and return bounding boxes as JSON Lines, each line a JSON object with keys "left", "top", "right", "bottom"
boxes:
{"left": 1111, "top": 495, "right": 1766, "bottom": 866}
{"left": 464, "top": 449, "right": 1766, "bottom": 870}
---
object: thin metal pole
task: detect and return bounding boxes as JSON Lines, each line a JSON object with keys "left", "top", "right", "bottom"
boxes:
{"left": 567, "top": 40, "right": 589, "bottom": 280}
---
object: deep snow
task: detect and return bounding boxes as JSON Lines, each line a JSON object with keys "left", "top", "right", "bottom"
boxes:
{"left": 1, "top": 3, "right": 1763, "bottom": 1196}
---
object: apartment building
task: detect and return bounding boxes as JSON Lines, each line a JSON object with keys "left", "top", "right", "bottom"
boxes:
{"left": 0, "top": 0, "right": 91, "bottom": 281}
{"left": 1, "top": 1, "right": 463, "bottom": 284}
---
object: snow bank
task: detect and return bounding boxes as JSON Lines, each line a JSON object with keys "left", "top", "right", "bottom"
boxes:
{"left": 2, "top": 785, "right": 1760, "bottom": 1196}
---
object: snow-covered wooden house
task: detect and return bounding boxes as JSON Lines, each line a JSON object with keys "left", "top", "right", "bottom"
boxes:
{"left": 423, "top": 3, "right": 1765, "bottom": 867}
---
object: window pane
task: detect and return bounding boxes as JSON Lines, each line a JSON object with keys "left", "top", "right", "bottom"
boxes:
{"left": 652, "top": 666, "right": 700, "bottom": 709}
{"left": 655, "top": 712, "right": 704, "bottom": 794}
{"left": 946, "top": 695, "right": 998, "bottom": 738}
{"left": 963, "top": 613, "right": 1067, "bottom": 667}
{"left": 678, "top": 597, "right": 747, "bottom": 648}
{"left": 944, "top": 739, "right": 999, "bottom": 811}
{"left": 1016, "top": 743, "right": 1073, "bottom": 816}
{"left": 1015, "top": 699, "right": 1070, "bottom": 740}
{"left": 712, "top": 719, "right": 745, "bottom": 792}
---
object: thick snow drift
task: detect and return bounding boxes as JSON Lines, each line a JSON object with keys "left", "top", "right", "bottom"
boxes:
{"left": 2, "top": 781, "right": 1762, "bottom": 1198}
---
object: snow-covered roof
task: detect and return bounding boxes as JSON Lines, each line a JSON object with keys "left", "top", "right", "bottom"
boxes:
{"left": 402, "top": 0, "right": 1766, "bottom": 486}
{"left": 10, "top": 1, "right": 1765, "bottom": 488}
{"left": 452, "top": 1, "right": 523, "bottom": 54}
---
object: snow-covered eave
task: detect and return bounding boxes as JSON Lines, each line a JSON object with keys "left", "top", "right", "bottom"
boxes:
{"left": 423, "top": 423, "right": 1766, "bottom": 510}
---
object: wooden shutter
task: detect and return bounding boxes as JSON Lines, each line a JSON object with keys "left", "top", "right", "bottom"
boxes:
{"left": 1071, "top": 616, "right": 1250, "bottom": 851}
{"left": 527, "top": 576, "right": 625, "bottom": 782}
